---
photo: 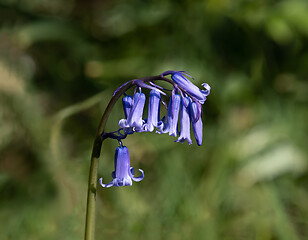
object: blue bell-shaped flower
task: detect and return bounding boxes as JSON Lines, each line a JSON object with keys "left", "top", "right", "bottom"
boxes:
{"left": 162, "top": 71, "right": 211, "bottom": 104}
{"left": 144, "top": 90, "right": 161, "bottom": 132}
{"left": 176, "top": 96, "right": 192, "bottom": 144}
{"left": 160, "top": 93, "right": 181, "bottom": 137}
{"left": 119, "top": 92, "right": 146, "bottom": 134}
{"left": 100, "top": 146, "right": 144, "bottom": 187}
{"left": 190, "top": 101, "right": 203, "bottom": 146}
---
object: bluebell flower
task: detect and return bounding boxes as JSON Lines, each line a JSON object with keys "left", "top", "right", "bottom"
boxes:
{"left": 162, "top": 71, "right": 211, "bottom": 104}
{"left": 119, "top": 92, "right": 146, "bottom": 134}
{"left": 144, "top": 90, "right": 161, "bottom": 132}
{"left": 100, "top": 146, "right": 144, "bottom": 187}
{"left": 176, "top": 97, "right": 192, "bottom": 144}
{"left": 122, "top": 95, "right": 133, "bottom": 119}
{"left": 159, "top": 93, "right": 181, "bottom": 136}
{"left": 190, "top": 101, "right": 203, "bottom": 146}
{"left": 127, "top": 92, "right": 146, "bottom": 127}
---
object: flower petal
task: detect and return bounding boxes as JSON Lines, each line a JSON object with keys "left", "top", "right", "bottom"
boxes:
{"left": 190, "top": 101, "right": 203, "bottom": 146}
{"left": 155, "top": 120, "right": 165, "bottom": 134}
{"left": 119, "top": 119, "right": 129, "bottom": 128}
{"left": 122, "top": 95, "right": 133, "bottom": 119}
{"left": 99, "top": 177, "right": 114, "bottom": 188}
{"left": 129, "top": 167, "right": 144, "bottom": 182}
{"left": 114, "top": 178, "right": 132, "bottom": 187}
{"left": 171, "top": 73, "right": 206, "bottom": 102}
{"left": 163, "top": 93, "right": 181, "bottom": 136}
{"left": 201, "top": 83, "right": 211, "bottom": 97}
{"left": 127, "top": 92, "right": 146, "bottom": 128}
{"left": 164, "top": 71, "right": 210, "bottom": 104}
{"left": 176, "top": 97, "right": 192, "bottom": 144}
{"left": 146, "top": 90, "right": 161, "bottom": 132}
{"left": 143, "top": 123, "right": 154, "bottom": 132}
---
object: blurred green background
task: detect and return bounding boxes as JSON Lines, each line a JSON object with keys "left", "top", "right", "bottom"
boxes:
{"left": 0, "top": 0, "right": 308, "bottom": 239}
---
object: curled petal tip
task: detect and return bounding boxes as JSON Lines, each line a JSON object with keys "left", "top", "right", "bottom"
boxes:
{"left": 155, "top": 121, "right": 165, "bottom": 134}
{"left": 119, "top": 119, "right": 129, "bottom": 128}
{"left": 99, "top": 177, "right": 114, "bottom": 188}
{"left": 201, "top": 83, "right": 211, "bottom": 91}
{"left": 129, "top": 167, "right": 144, "bottom": 182}
{"left": 201, "top": 83, "right": 211, "bottom": 98}
{"left": 143, "top": 123, "right": 154, "bottom": 132}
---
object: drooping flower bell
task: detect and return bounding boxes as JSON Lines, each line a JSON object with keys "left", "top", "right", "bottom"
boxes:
{"left": 127, "top": 92, "right": 146, "bottom": 128}
{"left": 176, "top": 96, "right": 192, "bottom": 144}
{"left": 122, "top": 95, "right": 133, "bottom": 119}
{"left": 162, "top": 71, "right": 211, "bottom": 104}
{"left": 160, "top": 93, "right": 181, "bottom": 137}
{"left": 100, "top": 145, "right": 144, "bottom": 187}
{"left": 190, "top": 101, "right": 203, "bottom": 146}
{"left": 119, "top": 91, "right": 146, "bottom": 134}
{"left": 144, "top": 90, "right": 161, "bottom": 132}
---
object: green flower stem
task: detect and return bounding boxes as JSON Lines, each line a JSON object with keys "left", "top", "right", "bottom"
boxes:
{"left": 84, "top": 75, "right": 166, "bottom": 240}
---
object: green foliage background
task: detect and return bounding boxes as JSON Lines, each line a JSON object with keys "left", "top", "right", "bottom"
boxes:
{"left": 0, "top": 0, "right": 308, "bottom": 239}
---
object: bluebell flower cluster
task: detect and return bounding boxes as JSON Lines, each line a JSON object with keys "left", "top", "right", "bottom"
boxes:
{"left": 100, "top": 71, "right": 210, "bottom": 188}
{"left": 117, "top": 71, "right": 211, "bottom": 145}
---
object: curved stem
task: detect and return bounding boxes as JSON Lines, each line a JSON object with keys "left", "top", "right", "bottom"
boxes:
{"left": 84, "top": 75, "right": 165, "bottom": 240}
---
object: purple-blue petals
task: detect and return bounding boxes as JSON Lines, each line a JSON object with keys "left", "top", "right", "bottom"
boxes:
{"left": 144, "top": 90, "right": 161, "bottom": 132}
{"left": 162, "top": 71, "right": 211, "bottom": 104}
{"left": 116, "top": 71, "right": 210, "bottom": 144}
{"left": 119, "top": 92, "right": 146, "bottom": 134}
{"left": 100, "top": 146, "right": 144, "bottom": 187}
{"left": 128, "top": 92, "right": 146, "bottom": 128}
{"left": 190, "top": 101, "right": 203, "bottom": 146}
{"left": 160, "top": 93, "right": 181, "bottom": 137}
{"left": 176, "top": 97, "right": 192, "bottom": 145}
{"left": 122, "top": 95, "right": 133, "bottom": 119}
